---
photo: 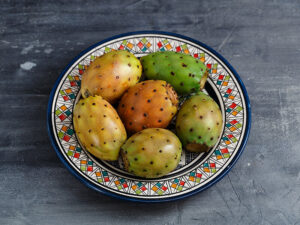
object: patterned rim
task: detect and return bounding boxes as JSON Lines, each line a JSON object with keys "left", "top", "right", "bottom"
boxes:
{"left": 47, "top": 31, "right": 251, "bottom": 202}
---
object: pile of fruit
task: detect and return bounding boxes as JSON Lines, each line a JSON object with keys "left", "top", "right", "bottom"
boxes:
{"left": 73, "top": 50, "right": 223, "bottom": 178}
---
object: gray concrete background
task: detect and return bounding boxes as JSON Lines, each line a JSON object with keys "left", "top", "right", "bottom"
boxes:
{"left": 0, "top": 0, "right": 299, "bottom": 224}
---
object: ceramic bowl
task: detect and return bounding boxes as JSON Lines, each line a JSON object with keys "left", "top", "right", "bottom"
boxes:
{"left": 47, "top": 31, "right": 251, "bottom": 202}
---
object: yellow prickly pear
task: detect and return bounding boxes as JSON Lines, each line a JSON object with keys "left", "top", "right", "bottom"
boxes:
{"left": 73, "top": 96, "right": 127, "bottom": 160}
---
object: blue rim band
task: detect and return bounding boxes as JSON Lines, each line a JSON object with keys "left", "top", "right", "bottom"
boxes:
{"left": 47, "top": 31, "right": 251, "bottom": 203}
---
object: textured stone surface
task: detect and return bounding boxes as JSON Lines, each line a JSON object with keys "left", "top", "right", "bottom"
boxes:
{"left": 0, "top": 0, "right": 299, "bottom": 224}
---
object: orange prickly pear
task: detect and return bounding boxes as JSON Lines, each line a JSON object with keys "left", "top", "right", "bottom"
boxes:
{"left": 81, "top": 50, "right": 142, "bottom": 103}
{"left": 117, "top": 80, "right": 178, "bottom": 134}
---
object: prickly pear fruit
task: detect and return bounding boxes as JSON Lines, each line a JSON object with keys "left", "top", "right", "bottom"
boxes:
{"left": 176, "top": 92, "right": 223, "bottom": 153}
{"left": 81, "top": 50, "right": 142, "bottom": 103}
{"left": 121, "top": 128, "right": 182, "bottom": 178}
{"left": 117, "top": 80, "right": 178, "bottom": 134}
{"left": 73, "top": 95, "right": 127, "bottom": 161}
{"left": 141, "top": 51, "right": 209, "bottom": 95}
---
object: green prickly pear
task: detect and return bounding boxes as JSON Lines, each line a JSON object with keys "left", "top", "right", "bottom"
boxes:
{"left": 140, "top": 51, "right": 208, "bottom": 94}
{"left": 73, "top": 95, "right": 127, "bottom": 161}
{"left": 121, "top": 128, "right": 182, "bottom": 178}
{"left": 81, "top": 50, "right": 142, "bottom": 103}
{"left": 176, "top": 92, "right": 223, "bottom": 152}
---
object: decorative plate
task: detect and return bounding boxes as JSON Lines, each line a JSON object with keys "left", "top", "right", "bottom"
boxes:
{"left": 47, "top": 31, "right": 251, "bottom": 202}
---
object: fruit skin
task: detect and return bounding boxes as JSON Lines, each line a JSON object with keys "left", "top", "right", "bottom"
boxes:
{"left": 121, "top": 128, "right": 182, "bottom": 178}
{"left": 73, "top": 95, "right": 127, "bottom": 161}
{"left": 81, "top": 50, "right": 142, "bottom": 103}
{"left": 117, "top": 80, "right": 178, "bottom": 134}
{"left": 176, "top": 92, "right": 223, "bottom": 152}
{"left": 141, "top": 51, "right": 208, "bottom": 95}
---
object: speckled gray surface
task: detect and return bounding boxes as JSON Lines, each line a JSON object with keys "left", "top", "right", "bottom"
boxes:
{"left": 0, "top": 0, "right": 300, "bottom": 224}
